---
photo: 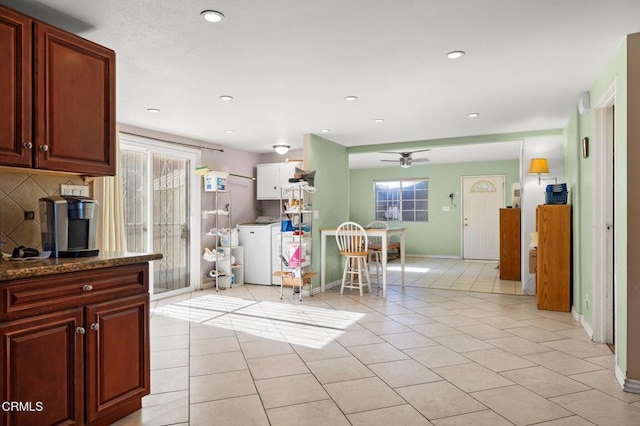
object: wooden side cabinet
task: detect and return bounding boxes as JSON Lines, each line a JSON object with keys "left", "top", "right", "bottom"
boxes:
{"left": 0, "top": 263, "right": 150, "bottom": 426}
{"left": 536, "top": 205, "right": 571, "bottom": 312}
{"left": 499, "top": 208, "right": 521, "bottom": 280}
{"left": 0, "top": 4, "right": 116, "bottom": 176}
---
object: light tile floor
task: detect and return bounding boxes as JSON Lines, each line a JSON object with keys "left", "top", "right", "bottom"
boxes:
{"left": 114, "top": 258, "right": 640, "bottom": 426}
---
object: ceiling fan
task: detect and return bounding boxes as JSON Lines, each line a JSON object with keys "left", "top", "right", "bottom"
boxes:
{"left": 380, "top": 149, "right": 431, "bottom": 168}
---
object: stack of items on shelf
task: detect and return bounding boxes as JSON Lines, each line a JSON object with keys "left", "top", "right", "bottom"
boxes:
{"left": 274, "top": 174, "right": 317, "bottom": 301}
{"left": 197, "top": 168, "right": 244, "bottom": 290}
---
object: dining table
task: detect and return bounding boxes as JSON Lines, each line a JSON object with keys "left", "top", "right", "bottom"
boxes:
{"left": 320, "top": 227, "right": 406, "bottom": 298}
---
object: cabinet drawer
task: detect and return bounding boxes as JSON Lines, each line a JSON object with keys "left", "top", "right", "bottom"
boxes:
{"left": 1, "top": 264, "right": 148, "bottom": 319}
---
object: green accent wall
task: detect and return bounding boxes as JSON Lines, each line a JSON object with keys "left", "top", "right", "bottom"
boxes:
{"left": 349, "top": 160, "right": 519, "bottom": 257}
{"left": 305, "top": 134, "right": 350, "bottom": 287}
{"left": 564, "top": 36, "right": 629, "bottom": 373}
{"left": 563, "top": 110, "right": 586, "bottom": 322}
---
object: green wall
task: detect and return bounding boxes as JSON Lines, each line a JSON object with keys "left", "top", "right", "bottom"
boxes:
{"left": 305, "top": 134, "right": 350, "bottom": 287}
{"left": 563, "top": 110, "right": 586, "bottom": 321}
{"left": 349, "top": 160, "right": 519, "bottom": 257}
{"left": 564, "top": 36, "right": 629, "bottom": 372}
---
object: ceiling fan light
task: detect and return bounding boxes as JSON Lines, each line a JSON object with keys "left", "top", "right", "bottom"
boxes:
{"left": 400, "top": 157, "right": 411, "bottom": 168}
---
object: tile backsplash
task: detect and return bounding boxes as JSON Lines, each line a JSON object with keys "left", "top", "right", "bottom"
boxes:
{"left": 0, "top": 171, "right": 85, "bottom": 254}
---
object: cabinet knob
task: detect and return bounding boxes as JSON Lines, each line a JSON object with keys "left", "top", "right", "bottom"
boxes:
{"left": 23, "top": 141, "right": 33, "bottom": 150}
{"left": 82, "top": 284, "right": 93, "bottom": 292}
{"left": 76, "top": 327, "right": 86, "bottom": 334}
{"left": 90, "top": 323, "right": 100, "bottom": 331}
{"left": 39, "top": 144, "right": 49, "bottom": 152}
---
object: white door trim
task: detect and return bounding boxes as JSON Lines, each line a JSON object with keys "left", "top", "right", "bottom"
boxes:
{"left": 592, "top": 81, "right": 616, "bottom": 344}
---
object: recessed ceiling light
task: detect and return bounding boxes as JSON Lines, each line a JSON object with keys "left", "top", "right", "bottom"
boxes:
{"left": 344, "top": 96, "right": 358, "bottom": 101}
{"left": 201, "top": 10, "right": 224, "bottom": 23}
{"left": 320, "top": 129, "right": 330, "bottom": 133}
{"left": 467, "top": 112, "right": 480, "bottom": 118}
{"left": 147, "top": 108, "right": 160, "bottom": 113}
{"left": 225, "top": 130, "right": 235, "bottom": 133}
{"left": 219, "top": 95, "right": 234, "bottom": 101}
{"left": 446, "top": 50, "right": 466, "bottom": 59}
{"left": 374, "top": 118, "right": 384, "bottom": 123}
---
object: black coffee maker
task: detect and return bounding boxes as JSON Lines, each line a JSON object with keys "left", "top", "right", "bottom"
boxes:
{"left": 39, "top": 196, "right": 99, "bottom": 257}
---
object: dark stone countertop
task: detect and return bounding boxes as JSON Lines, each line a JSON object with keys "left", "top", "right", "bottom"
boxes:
{"left": 0, "top": 251, "right": 163, "bottom": 282}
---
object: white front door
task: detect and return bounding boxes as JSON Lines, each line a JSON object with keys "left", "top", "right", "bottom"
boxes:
{"left": 462, "top": 175, "right": 505, "bottom": 260}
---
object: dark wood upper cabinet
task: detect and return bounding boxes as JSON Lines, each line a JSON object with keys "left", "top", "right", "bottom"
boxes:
{"left": 0, "top": 6, "right": 32, "bottom": 167}
{"left": 0, "top": 4, "right": 116, "bottom": 176}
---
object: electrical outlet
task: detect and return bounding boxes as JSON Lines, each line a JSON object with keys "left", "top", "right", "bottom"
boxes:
{"left": 60, "top": 184, "right": 89, "bottom": 196}
{"left": 584, "top": 294, "right": 589, "bottom": 310}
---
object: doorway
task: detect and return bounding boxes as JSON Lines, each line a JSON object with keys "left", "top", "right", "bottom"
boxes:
{"left": 120, "top": 133, "right": 201, "bottom": 299}
{"left": 593, "top": 84, "right": 616, "bottom": 345}
{"left": 462, "top": 175, "right": 505, "bottom": 260}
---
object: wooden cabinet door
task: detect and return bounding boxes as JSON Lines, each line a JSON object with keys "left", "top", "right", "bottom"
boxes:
{"left": 0, "top": 6, "right": 32, "bottom": 167}
{"left": 85, "top": 294, "right": 149, "bottom": 424}
{"left": 499, "top": 208, "right": 521, "bottom": 280}
{"left": 536, "top": 205, "right": 571, "bottom": 311}
{"left": 33, "top": 21, "right": 116, "bottom": 176}
{"left": 0, "top": 308, "right": 84, "bottom": 426}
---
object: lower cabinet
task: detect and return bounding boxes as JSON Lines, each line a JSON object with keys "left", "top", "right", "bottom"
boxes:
{"left": 85, "top": 294, "right": 149, "bottom": 424}
{"left": 0, "top": 264, "right": 150, "bottom": 426}
{"left": 0, "top": 309, "right": 84, "bottom": 425}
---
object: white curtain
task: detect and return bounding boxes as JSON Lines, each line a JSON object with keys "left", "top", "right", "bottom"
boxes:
{"left": 94, "top": 129, "right": 127, "bottom": 252}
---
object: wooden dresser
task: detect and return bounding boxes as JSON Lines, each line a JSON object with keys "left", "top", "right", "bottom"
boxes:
{"left": 536, "top": 205, "right": 571, "bottom": 311}
{"left": 499, "top": 208, "right": 521, "bottom": 280}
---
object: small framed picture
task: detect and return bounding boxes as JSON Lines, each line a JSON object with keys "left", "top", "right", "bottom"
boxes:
{"left": 582, "top": 137, "right": 589, "bottom": 158}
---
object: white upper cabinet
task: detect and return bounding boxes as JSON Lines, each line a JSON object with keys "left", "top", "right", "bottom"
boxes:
{"left": 257, "top": 163, "right": 296, "bottom": 200}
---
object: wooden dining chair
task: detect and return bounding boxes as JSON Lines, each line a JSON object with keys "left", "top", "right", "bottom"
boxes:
{"left": 335, "top": 221, "right": 371, "bottom": 296}
{"left": 366, "top": 220, "right": 389, "bottom": 286}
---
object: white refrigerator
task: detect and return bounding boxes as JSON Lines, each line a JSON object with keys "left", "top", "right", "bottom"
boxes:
{"left": 237, "top": 223, "right": 279, "bottom": 285}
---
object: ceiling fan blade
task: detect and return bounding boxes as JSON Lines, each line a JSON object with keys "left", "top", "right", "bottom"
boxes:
{"left": 412, "top": 158, "right": 430, "bottom": 163}
{"left": 380, "top": 159, "right": 398, "bottom": 162}
{"left": 379, "top": 148, "right": 431, "bottom": 154}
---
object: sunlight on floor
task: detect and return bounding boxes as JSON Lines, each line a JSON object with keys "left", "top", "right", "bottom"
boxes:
{"left": 151, "top": 294, "right": 365, "bottom": 349}
{"left": 386, "top": 265, "right": 431, "bottom": 273}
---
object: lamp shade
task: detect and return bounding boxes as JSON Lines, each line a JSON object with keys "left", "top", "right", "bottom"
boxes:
{"left": 273, "top": 145, "right": 290, "bottom": 155}
{"left": 528, "top": 158, "right": 549, "bottom": 175}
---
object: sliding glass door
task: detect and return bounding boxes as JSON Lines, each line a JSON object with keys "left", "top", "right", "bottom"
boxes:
{"left": 120, "top": 134, "right": 201, "bottom": 298}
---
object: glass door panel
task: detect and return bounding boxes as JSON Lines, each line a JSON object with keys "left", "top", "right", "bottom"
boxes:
{"left": 152, "top": 154, "right": 190, "bottom": 294}
{"left": 120, "top": 136, "right": 199, "bottom": 298}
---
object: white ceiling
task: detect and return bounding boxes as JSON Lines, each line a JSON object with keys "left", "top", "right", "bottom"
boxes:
{"left": 5, "top": 0, "right": 640, "bottom": 158}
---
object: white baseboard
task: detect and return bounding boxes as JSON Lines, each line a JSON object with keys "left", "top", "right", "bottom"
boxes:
{"left": 304, "top": 280, "right": 341, "bottom": 296}
{"left": 614, "top": 365, "right": 640, "bottom": 394}
{"left": 571, "top": 306, "right": 594, "bottom": 339}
